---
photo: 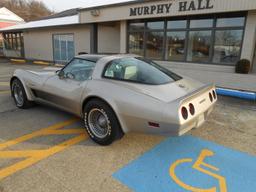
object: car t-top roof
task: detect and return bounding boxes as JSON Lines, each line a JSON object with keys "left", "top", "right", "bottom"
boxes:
{"left": 75, "top": 54, "right": 107, "bottom": 63}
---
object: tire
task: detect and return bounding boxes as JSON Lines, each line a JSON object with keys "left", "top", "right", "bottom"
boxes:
{"left": 11, "top": 78, "right": 34, "bottom": 109}
{"left": 84, "top": 99, "right": 124, "bottom": 145}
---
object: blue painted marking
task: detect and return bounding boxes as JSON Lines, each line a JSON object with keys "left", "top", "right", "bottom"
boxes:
{"left": 113, "top": 136, "right": 256, "bottom": 192}
{"left": 216, "top": 88, "right": 256, "bottom": 101}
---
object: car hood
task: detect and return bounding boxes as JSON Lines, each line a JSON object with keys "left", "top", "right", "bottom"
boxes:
{"left": 26, "top": 67, "right": 61, "bottom": 77}
{"left": 114, "top": 77, "right": 204, "bottom": 103}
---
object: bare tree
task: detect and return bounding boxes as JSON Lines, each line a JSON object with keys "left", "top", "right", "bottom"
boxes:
{"left": 0, "top": 0, "right": 54, "bottom": 21}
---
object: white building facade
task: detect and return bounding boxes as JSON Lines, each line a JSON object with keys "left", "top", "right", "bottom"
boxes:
{"left": 1, "top": 0, "right": 256, "bottom": 72}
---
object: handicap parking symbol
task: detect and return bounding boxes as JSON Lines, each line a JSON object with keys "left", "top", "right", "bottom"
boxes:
{"left": 170, "top": 148, "right": 227, "bottom": 192}
{"left": 113, "top": 136, "right": 256, "bottom": 192}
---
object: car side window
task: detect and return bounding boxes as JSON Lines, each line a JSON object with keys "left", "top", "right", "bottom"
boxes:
{"left": 104, "top": 61, "right": 124, "bottom": 79}
{"left": 104, "top": 61, "right": 139, "bottom": 81}
{"left": 62, "top": 58, "right": 96, "bottom": 81}
{"left": 103, "top": 57, "right": 182, "bottom": 85}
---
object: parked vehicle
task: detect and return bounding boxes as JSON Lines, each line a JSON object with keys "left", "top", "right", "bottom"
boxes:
{"left": 10, "top": 54, "right": 217, "bottom": 145}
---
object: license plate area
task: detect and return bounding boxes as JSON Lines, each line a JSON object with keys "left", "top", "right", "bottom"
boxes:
{"left": 197, "top": 113, "right": 205, "bottom": 127}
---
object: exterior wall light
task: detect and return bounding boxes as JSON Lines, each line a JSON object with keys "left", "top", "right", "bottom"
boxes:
{"left": 91, "top": 9, "right": 100, "bottom": 17}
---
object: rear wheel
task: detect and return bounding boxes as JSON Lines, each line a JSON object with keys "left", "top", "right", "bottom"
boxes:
{"left": 84, "top": 99, "right": 124, "bottom": 145}
{"left": 11, "top": 78, "right": 34, "bottom": 109}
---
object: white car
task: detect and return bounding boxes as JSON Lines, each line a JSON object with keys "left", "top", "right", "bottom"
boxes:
{"left": 10, "top": 54, "right": 217, "bottom": 145}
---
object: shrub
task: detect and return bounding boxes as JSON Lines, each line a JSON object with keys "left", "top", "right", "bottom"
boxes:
{"left": 235, "top": 59, "right": 251, "bottom": 74}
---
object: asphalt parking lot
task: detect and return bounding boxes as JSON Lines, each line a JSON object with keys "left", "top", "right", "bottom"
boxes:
{"left": 0, "top": 60, "right": 255, "bottom": 192}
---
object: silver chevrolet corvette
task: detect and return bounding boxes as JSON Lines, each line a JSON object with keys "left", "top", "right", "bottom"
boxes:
{"left": 10, "top": 54, "right": 217, "bottom": 145}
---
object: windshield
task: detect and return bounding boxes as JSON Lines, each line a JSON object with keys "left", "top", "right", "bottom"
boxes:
{"left": 62, "top": 58, "right": 96, "bottom": 81}
{"left": 103, "top": 57, "right": 182, "bottom": 85}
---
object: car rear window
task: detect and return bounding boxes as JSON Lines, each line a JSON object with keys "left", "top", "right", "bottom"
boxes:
{"left": 103, "top": 57, "right": 182, "bottom": 85}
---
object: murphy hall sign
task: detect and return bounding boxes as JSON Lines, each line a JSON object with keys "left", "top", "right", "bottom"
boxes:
{"left": 130, "top": 0, "right": 214, "bottom": 16}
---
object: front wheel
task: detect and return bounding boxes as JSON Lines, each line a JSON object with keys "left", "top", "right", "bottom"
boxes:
{"left": 84, "top": 99, "right": 124, "bottom": 145}
{"left": 11, "top": 78, "right": 34, "bottom": 109}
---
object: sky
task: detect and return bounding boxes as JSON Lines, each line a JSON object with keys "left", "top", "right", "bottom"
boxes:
{"left": 39, "top": 0, "right": 134, "bottom": 12}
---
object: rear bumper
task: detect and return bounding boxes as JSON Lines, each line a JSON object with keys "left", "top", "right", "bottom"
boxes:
{"left": 156, "top": 104, "right": 215, "bottom": 137}
{"left": 177, "top": 104, "right": 214, "bottom": 136}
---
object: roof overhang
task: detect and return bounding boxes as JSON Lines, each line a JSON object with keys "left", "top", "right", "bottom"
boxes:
{"left": 0, "top": 15, "right": 79, "bottom": 32}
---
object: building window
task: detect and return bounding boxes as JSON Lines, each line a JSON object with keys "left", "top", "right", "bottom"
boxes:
{"left": 3, "top": 32, "right": 23, "bottom": 51}
{"left": 213, "top": 30, "right": 243, "bottom": 64}
{"left": 166, "top": 19, "right": 187, "bottom": 61}
{"left": 147, "top": 21, "right": 164, "bottom": 30}
{"left": 129, "top": 32, "right": 144, "bottom": 56}
{"left": 129, "top": 22, "right": 145, "bottom": 31}
{"left": 167, "top": 20, "right": 187, "bottom": 29}
{"left": 128, "top": 13, "right": 245, "bottom": 65}
{"left": 143, "top": 21, "right": 165, "bottom": 60}
{"left": 145, "top": 31, "right": 164, "bottom": 60}
{"left": 190, "top": 19, "right": 214, "bottom": 28}
{"left": 216, "top": 17, "right": 245, "bottom": 27}
{"left": 166, "top": 31, "right": 186, "bottom": 61}
{"left": 187, "top": 31, "right": 212, "bottom": 62}
{"left": 53, "top": 34, "right": 74, "bottom": 62}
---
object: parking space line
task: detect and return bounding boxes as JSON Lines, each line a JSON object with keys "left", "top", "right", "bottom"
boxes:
{"left": 0, "top": 118, "right": 78, "bottom": 150}
{"left": 0, "top": 128, "right": 84, "bottom": 157}
{"left": 0, "top": 150, "right": 44, "bottom": 158}
{"left": 43, "top": 129, "right": 85, "bottom": 135}
{"left": 0, "top": 135, "right": 87, "bottom": 180}
{"left": 0, "top": 118, "right": 88, "bottom": 180}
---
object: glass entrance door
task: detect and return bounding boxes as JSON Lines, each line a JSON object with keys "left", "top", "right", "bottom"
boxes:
{"left": 53, "top": 34, "right": 74, "bottom": 63}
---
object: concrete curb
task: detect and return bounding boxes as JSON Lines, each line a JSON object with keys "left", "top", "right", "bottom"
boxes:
{"left": 216, "top": 87, "right": 256, "bottom": 101}
{"left": 8, "top": 59, "right": 64, "bottom": 67}
{"left": 10, "top": 59, "right": 26, "bottom": 64}
{"left": 33, "top": 61, "right": 51, "bottom": 66}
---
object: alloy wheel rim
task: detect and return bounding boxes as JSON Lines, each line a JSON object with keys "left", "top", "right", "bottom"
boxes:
{"left": 88, "top": 108, "right": 110, "bottom": 139}
{"left": 13, "top": 83, "right": 24, "bottom": 106}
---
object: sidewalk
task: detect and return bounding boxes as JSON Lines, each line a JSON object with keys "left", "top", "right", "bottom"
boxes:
{"left": 1, "top": 58, "right": 256, "bottom": 92}
{"left": 160, "top": 63, "right": 256, "bottom": 92}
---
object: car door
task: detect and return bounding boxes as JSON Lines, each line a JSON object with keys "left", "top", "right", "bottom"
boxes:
{"left": 41, "top": 58, "right": 96, "bottom": 114}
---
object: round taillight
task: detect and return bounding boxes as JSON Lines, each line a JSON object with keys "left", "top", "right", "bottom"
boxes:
{"left": 212, "top": 90, "right": 216, "bottom": 99}
{"left": 209, "top": 93, "right": 213, "bottom": 102}
{"left": 189, "top": 103, "right": 195, "bottom": 116}
{"left": 181, "top": 107, "right": 188, "bottom": 120}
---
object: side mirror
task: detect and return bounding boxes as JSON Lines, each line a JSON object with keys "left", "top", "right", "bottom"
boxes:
{"left": 57, "top": 70, "right": 65, "bottom": 79}
{"left": 66, "top": 72, "right": 75, "bottom": 80}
